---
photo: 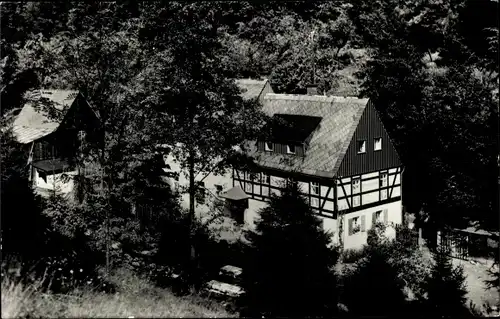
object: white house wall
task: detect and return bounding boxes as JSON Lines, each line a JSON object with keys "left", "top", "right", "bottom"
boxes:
{"left": 33, "top": 168, "right": 76, "bottom": 194}
{"left": 340, "top": 200, "right": 402, "bottom": 250}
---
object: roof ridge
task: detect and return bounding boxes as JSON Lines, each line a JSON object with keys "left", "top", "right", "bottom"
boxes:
{"left": 265, "top": 93, "right": 368, "bottom": 103}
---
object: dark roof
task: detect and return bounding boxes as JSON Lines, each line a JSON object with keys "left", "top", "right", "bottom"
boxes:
{"left": 219, "top": 186, "right": 250, "bottom": 201}
{"left": 12, "top": 90, "right": 79, "bottom": 144}
{"left": 246, "top": 93, "right": 369, "bottom": 178}
{"left": 266, "top": 114, "right": 322, "bottom": 144}
{"left": 32, "top": 158, "right": 71, "bottom": 172}
{"left": 235, "top": 79, "right": 269, "bottom": 101}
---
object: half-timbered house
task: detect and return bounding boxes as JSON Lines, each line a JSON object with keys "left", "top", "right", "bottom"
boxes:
{"left": 12, "top": 89, "right": 101, "bottom": 198}
{"left": 232, "top": 88, "right": 403, "bottom": 249}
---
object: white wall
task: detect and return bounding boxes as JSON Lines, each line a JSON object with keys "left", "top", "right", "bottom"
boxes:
{"left": 33, "top": 168, "right": 76, "bottom": 194}
{"left": 163, "top": 148, "right": 234, "bottom": 220}
{"left": 340, "top": 200, "right": 402, "bottom": 250}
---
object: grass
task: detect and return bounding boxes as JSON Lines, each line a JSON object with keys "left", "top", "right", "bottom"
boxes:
{"left": 1, "top": 268, "right": 235, "bottom": 318}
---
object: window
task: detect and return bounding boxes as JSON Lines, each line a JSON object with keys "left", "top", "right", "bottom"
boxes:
{"left": 215, "top": 184, "right": 223, "bottom": 195}
{"left": 379, "top": 172, "right": 388, "bottom": 188}
{"left": 311, "top": 181, "right": 320, "bottom": 195}
{"left": 352, "top": 178, "right": 360, "bottom": 194}
{"left": 374, "top": 137, "right": 382, "bottom": 151}
{"left": 286, "top": 144, "right": 296, "bottom": 154}
{"left": 262, "top": 172, "right": 270, "bottom": 184}
{"left": 380, "top": 172, "right": 388, "bottom": 200}
{"left": 245, "top": 181, "right": 252, "bottom": 193}
{"left": 374, "top": 209, "right": 388, "bottom": 225}
{"left": 373, "top": 210, "right": 382, "bottom": 226}
{"left": 311, "top": 197, "right": 320, "bottom": 208}
{"left": 265, "top": 142, "right": 274, "bottom": 152}
{"left": 353, "top": 196, "right": 360, "bottom": 207}
{"left": 357, "top": 140, "right": 366, "bottom": 154}
{"left": 349, "top": 216, "right": 366, "bottom": 235}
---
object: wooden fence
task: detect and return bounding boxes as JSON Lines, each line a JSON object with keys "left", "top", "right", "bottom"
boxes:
{"left": 437, "top": 227, "right": 499, "bottom": 261}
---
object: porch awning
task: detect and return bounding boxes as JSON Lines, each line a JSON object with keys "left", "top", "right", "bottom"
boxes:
{"left": 219, "top": 186, "right": 250, "bottom": 201}
{"left": 32, "top": 158, "right": 71, "bottom": 173}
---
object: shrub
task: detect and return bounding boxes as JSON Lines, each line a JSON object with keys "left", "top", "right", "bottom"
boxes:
{"left": 341, "top": 247, "right": 368, "bottom": 264}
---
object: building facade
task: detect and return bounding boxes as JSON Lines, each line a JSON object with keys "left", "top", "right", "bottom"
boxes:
{"left": 231, "top": 91, "right": 403, "bottom": 249}
{"left": 12, "top": 89, "right": 101, "bottom": 198}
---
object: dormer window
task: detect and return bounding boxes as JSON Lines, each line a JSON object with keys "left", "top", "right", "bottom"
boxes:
{"left": 265, "top": 142, "right": 274, "bottom": 152}
{"left": 286, "top": 144, "right": 296, "bottom": 154}
{"left": 357, "top": 140, "right": 366, "bottom": 154}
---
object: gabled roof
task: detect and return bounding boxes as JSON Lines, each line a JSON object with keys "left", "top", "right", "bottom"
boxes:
{"left": 235, "top": 79, "right": 269, "bottom": 101}
{"left": 246, "top": 93, "right": 369, "bottom": 178}
{"left": 220, "top": 186, "right": 250, "bottom": 201}
{"left": 12, "top": 89, "right": 79, "bottom": 144}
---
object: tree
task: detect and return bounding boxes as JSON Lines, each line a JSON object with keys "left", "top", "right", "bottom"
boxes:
{"left": 240, "top": 181, "right": 339, "bottom": 318}
{"left": 138, "top": 2, "right": 266, "bottom": 271}
{"left": 342, "top": 245, "right": 408, "bottom": 316}
{"left": 421, "top": 248, "right": 469, "bottom": 316}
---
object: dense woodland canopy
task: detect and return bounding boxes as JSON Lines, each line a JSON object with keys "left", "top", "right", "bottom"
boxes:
{"left": 1, "top": 0, "right": 498, "bottom": 235}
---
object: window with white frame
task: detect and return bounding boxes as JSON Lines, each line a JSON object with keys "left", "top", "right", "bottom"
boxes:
{"left": 311, "top": 182, "right": 320, "bottom": 208}
{"left": 265, "top": 142, "right": 274, "bottom": 152}
{"left": 350, "top": 217, "right": 360, "bottom": 235}
{"left": 262, "top": 172, "right": 270, "bottom": 184}
{"left": 286, "top": 144, "right": 296, "bottom": 154}
{"left": 311, "top": 181, "right": 320, "bottom": 195}
{"left": 380, "top": 172, "right": 388, "bottom": 200}
{"left": 357, "top": 140, "right": 366, "bottom": 154}
{"left": 352, "top": 178, "right": 360, "bottom": 194}
{"left": 245, "top": 181, "right": 252, "bottom": 193}
{"left": 374, "top": 137, "right": 382, "bottom": 151}
{"left": 379, "top": 172, "right": 388, "bottom": 187}
{"left": 353, "top": 196, "right": 360, "bottom": 207}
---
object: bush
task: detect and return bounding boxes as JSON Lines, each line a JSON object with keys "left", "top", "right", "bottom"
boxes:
{"left": 341, "top": 248, "right": 368, "bottom": 263}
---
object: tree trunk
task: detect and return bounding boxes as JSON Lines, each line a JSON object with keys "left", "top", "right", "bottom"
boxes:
{"left": 188, "top": 148, "right": 196, "bottom": 263}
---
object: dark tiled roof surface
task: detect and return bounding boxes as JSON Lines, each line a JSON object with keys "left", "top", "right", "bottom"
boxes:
{"left": 235, "top": 79, "right": 268, "bottom": 101}
{"left": 246, "top": 94, "right": 369, "bottom": 178}
{"left": 12, "top": 90, "right": 79, "bottom": 144}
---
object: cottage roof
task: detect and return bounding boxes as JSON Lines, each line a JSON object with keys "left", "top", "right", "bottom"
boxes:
{"left": 12, "top": 89, "right": 79, "bottom": 144}
{"left": 235, "top": 79, "right": 268, "bottom": 101}
{"left": 219, "top": 186, "right": 250, "bottom": 201}
{"left": 246, "top": 93, "right": 369, "bottom": 178}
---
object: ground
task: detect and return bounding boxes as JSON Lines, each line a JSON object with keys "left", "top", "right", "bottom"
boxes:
{"left": 1, "top": 268, "right": 233, "bottom": 318}
{"left": 420, "top": 245, "right": 499, "bottom": 315}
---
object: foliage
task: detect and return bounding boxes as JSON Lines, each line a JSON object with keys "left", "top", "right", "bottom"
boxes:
{"left": 341, "top": 245, "right": 408, "bottom": 316}
{"left": 1, "top": 268, "right": 233, "bottom": 318}
{"left": 421, "top": 247, "right": 470, "bottom": 316}
{"left": 241, "top": 181, "right": 339, "bottom": 318}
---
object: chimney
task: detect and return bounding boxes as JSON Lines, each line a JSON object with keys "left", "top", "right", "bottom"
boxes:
{"left": 306, "top": 84, "right": 318, "bottom": 96}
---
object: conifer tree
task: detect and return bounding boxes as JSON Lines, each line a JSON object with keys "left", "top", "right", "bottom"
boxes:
{"left": 342, "top": 246, "right": 408, "bottom": 316}
{"left": 241, "top": 181, "right": 339, "bottom": 318}
{"left": 422, "top": 247, "right": 469, "bottom": 316}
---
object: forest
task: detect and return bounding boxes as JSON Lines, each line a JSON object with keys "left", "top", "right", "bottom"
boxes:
{"left": 1, "top": 1, "right": 498, "bottom": 317}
